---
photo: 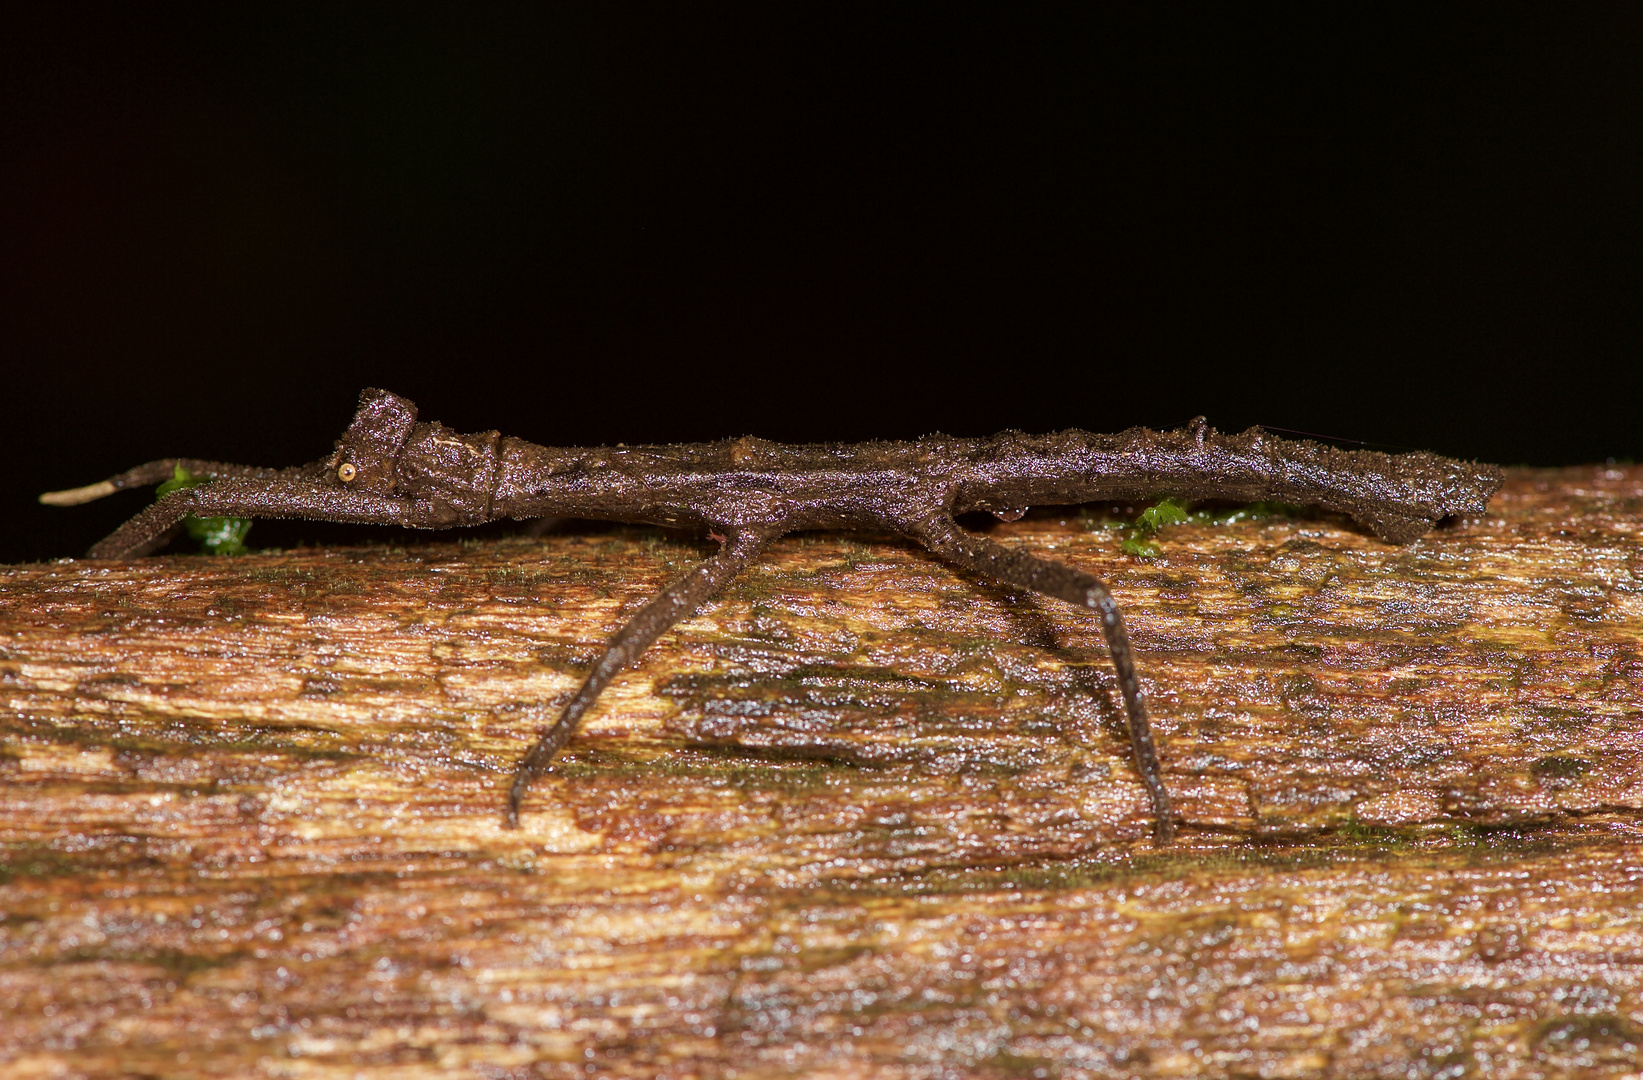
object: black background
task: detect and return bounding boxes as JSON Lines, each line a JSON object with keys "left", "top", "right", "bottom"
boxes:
{"left": 5, "top": 3, "right": 1641, "bottom": 563}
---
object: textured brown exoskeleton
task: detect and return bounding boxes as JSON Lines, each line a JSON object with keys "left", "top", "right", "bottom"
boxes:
{"left": 42, "top": 389, "right": 1505, "bottom": 844}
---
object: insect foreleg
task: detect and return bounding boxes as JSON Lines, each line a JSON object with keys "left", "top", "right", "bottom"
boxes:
{"left": 85, "top": 480, "right": 420, "bottom": 558}
{"left": 505, "top": 526, "right": 781, "bottom": 828}
{"left": 910, "top": 513, "right": 1176, "bottom": 845}
{"left": 40, "top": 460, "right": 294, "bottom": 507}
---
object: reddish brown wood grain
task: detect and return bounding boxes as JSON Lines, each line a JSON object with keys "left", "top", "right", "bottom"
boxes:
{"left": 1, "top": 467, "right": 1641, "bottom": 1078}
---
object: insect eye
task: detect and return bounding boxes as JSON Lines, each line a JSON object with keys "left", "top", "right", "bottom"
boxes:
{"left": 338, "top": 463, "right": 358, "bottom": 482}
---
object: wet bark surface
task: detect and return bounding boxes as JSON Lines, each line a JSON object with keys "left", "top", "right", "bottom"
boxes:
{"left": 1, "top": 466, "right": 1640, "bottom": 1078}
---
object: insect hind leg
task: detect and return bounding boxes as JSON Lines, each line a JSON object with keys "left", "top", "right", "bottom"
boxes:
{"left": 908, "top": 513, "right": 1176, "bottom": 845}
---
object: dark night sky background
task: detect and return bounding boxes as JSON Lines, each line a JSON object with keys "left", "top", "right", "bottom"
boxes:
{"left": 4, "top": 3, "right": 1641, "bottom": 563}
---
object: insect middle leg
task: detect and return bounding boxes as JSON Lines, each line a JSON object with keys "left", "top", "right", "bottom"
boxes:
{"left": 909, "top": 513, "right": 1176, "bottom": 845}
{"left": 505, "top": 526, "right": 779, "bottom": 827}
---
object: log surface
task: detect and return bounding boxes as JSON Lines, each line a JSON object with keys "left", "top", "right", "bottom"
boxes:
{"left": 1, "top": 467, "right": 1641, "bottom": 1078}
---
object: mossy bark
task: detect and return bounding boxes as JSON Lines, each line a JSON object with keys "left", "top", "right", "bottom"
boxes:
{"left": 1, "top": 467, "right": 1641, "bottom": 1079}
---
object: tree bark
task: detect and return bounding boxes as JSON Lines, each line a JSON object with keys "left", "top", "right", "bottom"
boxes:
{"left": 1, "top": 466, "right": 1640, "bottom": 1079}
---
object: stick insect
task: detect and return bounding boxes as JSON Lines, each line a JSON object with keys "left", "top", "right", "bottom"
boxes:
{"left": 42, "top": 389, "right": 1504, "bottom": 844}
